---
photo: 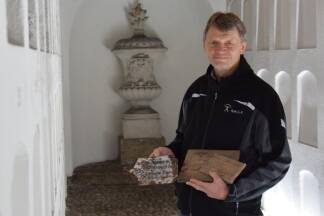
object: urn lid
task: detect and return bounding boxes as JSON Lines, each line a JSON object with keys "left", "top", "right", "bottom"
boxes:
{"left": 113, "top": 35, "right": 166, "bottom": 50}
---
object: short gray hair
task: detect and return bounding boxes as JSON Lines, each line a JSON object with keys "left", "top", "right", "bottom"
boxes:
{"left": 203, "top": 12, "right": 247, "bottom": 42}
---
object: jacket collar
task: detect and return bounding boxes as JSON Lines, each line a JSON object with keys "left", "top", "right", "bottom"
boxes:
{"left": 206, "top": 55, "right": 254, "bottom": 85}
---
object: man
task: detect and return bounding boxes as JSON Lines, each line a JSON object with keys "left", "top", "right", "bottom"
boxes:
{"left": 150, "top": 12, "right": 291, "bottom": 216}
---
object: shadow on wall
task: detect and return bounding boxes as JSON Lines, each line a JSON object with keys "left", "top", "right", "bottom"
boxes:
{"left": 11, "top": 143, "right": 29, "bottom": 216}
{"left": 6, "top": 0, "right": 25, "bottom": 46}
{"left": 103, "top": 25, "right": 129, "bottom": 92}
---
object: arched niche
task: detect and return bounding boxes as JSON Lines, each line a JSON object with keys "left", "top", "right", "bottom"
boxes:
{"left": 257, "top": 0, "right": 271, "bottom": 50}
{"left": 6, "top": 0, "right": 25, "bottom": 46}
{"left": 38, "top": 0, "right": 46, "bottom": 51}
{"left": 11, "top": 143, "right": 30, "bottom": 216}
{"left": 275, "top": 0, "right": 290, "bottom": 49}
{"left": 297, "top": 70, "right": 318, "bottom": 147}
{"left": 28, "top": 0, "right": 37, "bottom": 49}
{"left": 262, "top": 181, "right": 294, "bottom": 216}
{"left": 227, "top": 0, "right": 243, "bottom": 18}
{"left": 243, "top": 0, "right": 257, "bottom": 50}
{"left": 257, "top": 68, "right": 274, "bottom": 87}
{"left": 298, "top": 0, "right": 317, "bottom": 49}
{"left": 275, "top": 71, "right": 292, "bottom": 138}
{"left": 299, "top": 170, "right": 320, "bottom": 216}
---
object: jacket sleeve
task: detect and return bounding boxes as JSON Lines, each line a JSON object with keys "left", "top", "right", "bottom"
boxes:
{"left": 226, "top": 92, "right": 292, "bottom": 202}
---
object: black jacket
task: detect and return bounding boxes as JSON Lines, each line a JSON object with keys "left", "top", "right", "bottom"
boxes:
{"left": 167, "top": 56, "right": 291, "bottom": 215}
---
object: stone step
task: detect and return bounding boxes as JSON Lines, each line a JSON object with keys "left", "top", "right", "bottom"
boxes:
{"left": 66, "top": 160, "right": 178, "bottom": 216}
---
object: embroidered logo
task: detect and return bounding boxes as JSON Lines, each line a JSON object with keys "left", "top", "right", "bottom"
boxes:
{"left": 224, "top": 104, "right": 231, "bottom": 112}
{"left": 224, "top": 104, "right": 243, "bottom": 114}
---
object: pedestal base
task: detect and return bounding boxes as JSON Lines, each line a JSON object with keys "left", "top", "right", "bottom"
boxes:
{"left": 119, "top": 136, "right": 165, "bottom": 165}
{"left": 122, "top": 107, "right": 162, "bottom": 139}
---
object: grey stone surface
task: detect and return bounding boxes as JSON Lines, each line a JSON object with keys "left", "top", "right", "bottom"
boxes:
{"left": 122, "top": 113, "right": 162, "bottom": 138}
{"left": 66, "top": 160, "right": 178, "bottom": 216}
{"left": 120, "top": 137, "right": 164, "bottom": 165}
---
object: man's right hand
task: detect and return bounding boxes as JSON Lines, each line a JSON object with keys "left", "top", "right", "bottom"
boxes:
{"left": 149, "top": 147, "right": 175, "bottom": 158}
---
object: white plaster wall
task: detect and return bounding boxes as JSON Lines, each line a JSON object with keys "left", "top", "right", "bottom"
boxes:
{"left": 60, "top": 0, "right": 84, "bottom": 177}
{"left": 0, "top": 0, "right": 65, "bottom": 215}
{"left": 65, "top": 0, "right": 228, "bottom": 169}
{"left": 242, "top": 0, "right": 324, "bottom": 215}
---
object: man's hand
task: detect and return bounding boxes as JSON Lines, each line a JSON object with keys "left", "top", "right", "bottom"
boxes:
{"left": 149, "top": 147, "right": 175, "bottom": 158}
{"left": 186, "top": 171, "right": 229, "bottom": 200}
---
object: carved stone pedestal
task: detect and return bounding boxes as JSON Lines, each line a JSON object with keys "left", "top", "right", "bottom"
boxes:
{"left": 122, "top": 107, "right": 162, "bottom": 139}
{"left": 119, "top": 136, "right": 165, "bottom": 165}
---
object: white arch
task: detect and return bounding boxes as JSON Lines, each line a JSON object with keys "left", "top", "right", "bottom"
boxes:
{"left": 297, "top": 70, "right": 318, "bottom": 146}
{"left": 257, "top": 68, "right": 274, "bottom": 87}
{"left": 299, "top": 170, "right": 320, "bottom": 216}
{"left": 275, "top": 71, "right": 292, "bottom": 138}
{"left": 227, "top": 0, "right": 243, "bottom": 18}
{"left": 275, "top": 71, "right": 291, "bottom": 103}
{"left": 11, "top": 142, "right": 30, "bottom": 216}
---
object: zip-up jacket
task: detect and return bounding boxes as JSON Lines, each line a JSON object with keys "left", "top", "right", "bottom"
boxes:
{"left": 167, "top": 55, "right": 292, "bottom": 216}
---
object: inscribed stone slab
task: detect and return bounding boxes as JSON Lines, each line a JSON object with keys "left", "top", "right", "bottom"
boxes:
{"left": 129, "top": 156, "right": 178, "bottom": 185}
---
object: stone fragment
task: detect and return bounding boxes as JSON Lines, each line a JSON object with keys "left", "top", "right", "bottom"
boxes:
{"left": 129, "top": 156, "right": 178, "bottom": 185}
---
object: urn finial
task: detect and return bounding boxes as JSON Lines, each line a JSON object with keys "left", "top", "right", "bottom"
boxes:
{"left": 128, "top": 0, "right": 148, "bottom": 36}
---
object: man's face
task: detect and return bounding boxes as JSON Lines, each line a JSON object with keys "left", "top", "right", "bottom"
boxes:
{"left": 203, "top": 26, "right": 247, "bottom": 76}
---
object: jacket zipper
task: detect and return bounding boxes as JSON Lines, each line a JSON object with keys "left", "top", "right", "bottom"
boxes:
{"left": 189, "top": 88, "right": 219, "bottom": 215}
{"left": 201, "top": 89, "right": 218, "bottom": 149}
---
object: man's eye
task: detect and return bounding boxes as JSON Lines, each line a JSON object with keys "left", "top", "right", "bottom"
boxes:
{"left": 210, "top": 42, "right": 218, "bottom": 47}
{"left": 225, "top": 42, "right": 233, "bottom": 47}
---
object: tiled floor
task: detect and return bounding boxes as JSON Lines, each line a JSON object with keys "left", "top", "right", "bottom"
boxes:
{"left": 66, "top": 160, "right": 178, "bottom": 216}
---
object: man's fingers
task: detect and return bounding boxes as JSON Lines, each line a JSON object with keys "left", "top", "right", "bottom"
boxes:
{"left": 209, "top": 171, "right": 221, "bottom": 181}
{"left": 149, "top": 147, "right": 175, "bottom": 158}
{"left": 149, "top": 150, "right": 158, "bottom": 158}
{"left": 186, "top": 179, "right": 207, "bottom": 193}
{"left": 186, "top": 181, "right": 205, "bottom": 193}
{"left": 151, "top": 151, "right": 159, "bottom": 157}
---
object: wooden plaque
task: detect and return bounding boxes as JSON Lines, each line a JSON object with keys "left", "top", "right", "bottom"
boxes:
{"left": 177, "top": 150, "right": 246, "bottom": 184}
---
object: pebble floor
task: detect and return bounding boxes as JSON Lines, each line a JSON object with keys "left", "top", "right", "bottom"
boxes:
{"left": 66, "top": 160, "right": 179, "bottom": 216}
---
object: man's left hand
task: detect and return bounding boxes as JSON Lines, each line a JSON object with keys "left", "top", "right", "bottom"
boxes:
{"left": 186, "top": 171, "right": 229, "bottom": 200}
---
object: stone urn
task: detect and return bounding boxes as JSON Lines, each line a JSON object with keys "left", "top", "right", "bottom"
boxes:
{"left": 112, "top": 0, "right": 167, "bottom": 163}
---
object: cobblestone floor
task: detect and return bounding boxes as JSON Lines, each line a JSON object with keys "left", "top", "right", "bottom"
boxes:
{"left": 66, "top": 160, "right": 178, "bottom": 216}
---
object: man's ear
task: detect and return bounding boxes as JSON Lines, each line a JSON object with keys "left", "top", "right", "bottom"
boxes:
{"left": 240, "top": 41, "right": 247, "bottom": 54}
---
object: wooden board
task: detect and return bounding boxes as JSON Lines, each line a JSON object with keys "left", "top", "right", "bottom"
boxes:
{"left": 177, "top": 150, "right": 246, "bottom": 184}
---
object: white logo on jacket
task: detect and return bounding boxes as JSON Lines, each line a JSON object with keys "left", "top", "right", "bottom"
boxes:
{"left": 224, "top": 104, "right": 243, "bottom": 114}
{"left": 192, "top": 93, "right": 207, "bottom": 98}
